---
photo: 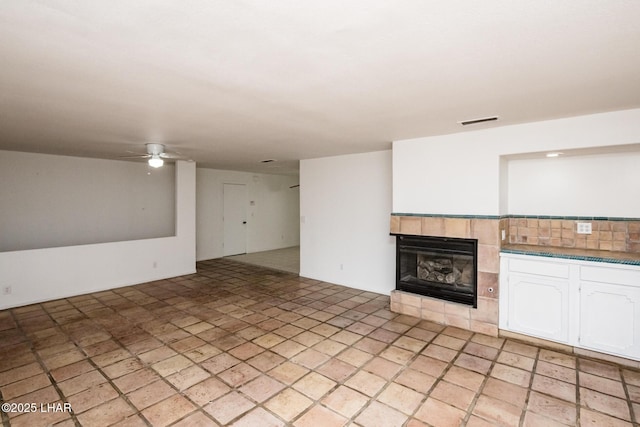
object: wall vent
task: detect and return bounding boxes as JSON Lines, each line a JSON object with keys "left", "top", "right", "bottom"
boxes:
{"left": 458, "top": 116, "right": 499, "bottom": 126}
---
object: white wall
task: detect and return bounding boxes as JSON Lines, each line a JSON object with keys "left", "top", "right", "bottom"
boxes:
{"left": 0, "top": 150, "right": 175, "bottom": 252}
{"left": 0, "top": 161, "right": 196, "bottom": 310}
{"left": 393, "top": 109, "right": 640, "bottom": 215}
{"left": 300, "top": 150, "right": 395, "bottom": 294}
{"left": 508, "top": 151, "right": 640, "bottom": 217}
{"left": 196, "top": 169, "right": 300, "bottom": 261}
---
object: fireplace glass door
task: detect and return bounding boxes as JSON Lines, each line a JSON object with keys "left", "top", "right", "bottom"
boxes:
{"left": 396, "top": 235, "right": 477, "bottom": 307}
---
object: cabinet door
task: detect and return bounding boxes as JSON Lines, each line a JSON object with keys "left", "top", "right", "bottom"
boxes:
{"left": 507, "top": 273, "right": 570, "bottom": 343}
{"left": 580, "top": 281, "right": 640, "bottom": 360}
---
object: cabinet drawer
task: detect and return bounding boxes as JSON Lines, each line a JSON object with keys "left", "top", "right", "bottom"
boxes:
{"left": 508, "top": 257, "right": 570, "bottom": 278}
{"left": 580, "top": 265, "right": 640, "bottom": 287}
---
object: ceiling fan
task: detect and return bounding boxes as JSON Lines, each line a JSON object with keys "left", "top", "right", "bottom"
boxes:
{"left": 120, "top": 143, "right": 184, "bottom": 168}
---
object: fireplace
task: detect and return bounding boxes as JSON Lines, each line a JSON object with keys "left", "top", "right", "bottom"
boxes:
{"left": 395, "top": 235, "right": 478, "bottom": 307}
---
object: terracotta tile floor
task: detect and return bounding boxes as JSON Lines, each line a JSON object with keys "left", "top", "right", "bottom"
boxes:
{"left": 1, "top": 259, "right": 639, "bottom": 426}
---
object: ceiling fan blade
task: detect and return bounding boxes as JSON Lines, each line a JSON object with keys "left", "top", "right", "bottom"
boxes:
{"left": 159, "top": 152, "right": 183, "bottom": 159}
{"left": 119, "top": 154, "right": 150, "bottom": 159}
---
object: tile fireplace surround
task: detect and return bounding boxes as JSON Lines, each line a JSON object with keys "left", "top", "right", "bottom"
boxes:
{"left": 390, "top": 214, "right": 640, "bottom": 339}
{"left": 390, "top": 215, "right": 502, "bottom": 337}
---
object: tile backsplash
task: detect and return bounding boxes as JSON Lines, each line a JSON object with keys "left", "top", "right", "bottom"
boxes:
{"left": 507, "top": 217, "right": 640, "bottom": 253}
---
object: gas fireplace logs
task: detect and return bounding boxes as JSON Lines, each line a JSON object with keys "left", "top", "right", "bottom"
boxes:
{"left": 417, "top": 255, "right": 472, "bottom": 286}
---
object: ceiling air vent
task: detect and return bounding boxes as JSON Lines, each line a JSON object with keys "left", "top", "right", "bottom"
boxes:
{"left": 458, "top": 116, "right": 499, "bottom": 126}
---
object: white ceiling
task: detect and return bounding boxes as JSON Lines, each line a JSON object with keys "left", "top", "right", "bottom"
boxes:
{"left": 1, "top": 1, "right": 639, "bottom": 175}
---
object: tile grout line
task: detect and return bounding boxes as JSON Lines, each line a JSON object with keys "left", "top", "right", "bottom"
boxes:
{"left": 146, "top": 278, "right": 294, "bottom": 427}
{"left": 8, "top": 307, "right": 82, "bottom": 427}
{"left": 206, "top": 301, "right": 327, "bottom": 426}
{"left": 575, "top": 357, "right": 582, "bottom": 427}
{"left": 517, "top": 344, "right": 540, "bottom": 427}
{"left": 298, "top": 295, "right": 403, "bottom": 423}
{"left": 274, "top": 295, "right": 403, "bottom": 425}
{"left": 0, "top": 321, "right": 15, "bottom": 427}
{"left": 426, "top": 329, "right": 476, "bottom": 426}
{"left": 333, "top": 318, "right": 436, "bottom": 425}
{"left": 460, "top": 333, "right": 507, "bottom": 426}
{"left": 574, "top": 355, "right": 636, "bottom": 425}
{"left": 0, "top": 389, "right": 7, "bottom": 427}
{"left": 164, "top": 275, "right": 391, "bottom": 426}
{"left": 109, "top": 283, "right": 223, "bottom": 427}
{"left": 619, "top": 362, "right": 636, "bottom": 426}
{"left": 65, "top": 283, "right": 217, "bottom": 426}
{"left": 49, "top": 296, "right": 151, "bottom": 427}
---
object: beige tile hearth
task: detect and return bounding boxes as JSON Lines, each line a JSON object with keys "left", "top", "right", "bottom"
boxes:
{"left": 1, "top": 259, "right": 639, "bottom": 426}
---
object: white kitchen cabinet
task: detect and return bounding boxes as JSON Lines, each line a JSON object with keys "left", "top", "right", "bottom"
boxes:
{"left": 579, "top": 265, "right": 640, "bottom": 360}
{"left": 500, "top": 255, "right": 573, "bottom": 344}
{"left": 507, "top": 273, "right": 570, "bottom": 343}
{"left": 500, "top": 252, "right": 640, "bottom": 361}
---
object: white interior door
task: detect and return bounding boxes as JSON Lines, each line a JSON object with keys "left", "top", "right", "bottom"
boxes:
{"left": 223, "top": 183, "right": 247, "bottom": 256}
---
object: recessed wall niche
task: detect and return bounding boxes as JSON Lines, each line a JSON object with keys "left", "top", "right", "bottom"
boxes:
{"left": 503, "top": 146, "right": 640, "bottom": 218}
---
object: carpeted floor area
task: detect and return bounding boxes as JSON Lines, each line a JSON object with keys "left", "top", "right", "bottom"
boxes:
{"left": 225, "top": 246, "right": 299, "bottom": 275}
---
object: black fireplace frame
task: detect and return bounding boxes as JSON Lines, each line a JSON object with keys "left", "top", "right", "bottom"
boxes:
{"left": 394, "top": 234, "right": 478, "bottom": 308}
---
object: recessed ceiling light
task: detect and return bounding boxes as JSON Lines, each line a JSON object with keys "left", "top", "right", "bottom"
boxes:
{"left": 458, "top": 116, "right": 499, "bottom": 126}
{"left": 546, "top": 152, "right": 563, "bottom": 158}
{"left": 260, "top": 159, "right": 276, "bottom": 163}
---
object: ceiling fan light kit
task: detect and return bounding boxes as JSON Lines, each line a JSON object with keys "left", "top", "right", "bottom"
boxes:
{"left": 118, "top": 142, "right": 188, "bottom": 166}
{"left": 146, "top": 144, "right": 165, "bottom": 168}
{"left": 148, "top": 153, "right": 164, "bottom": 168}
